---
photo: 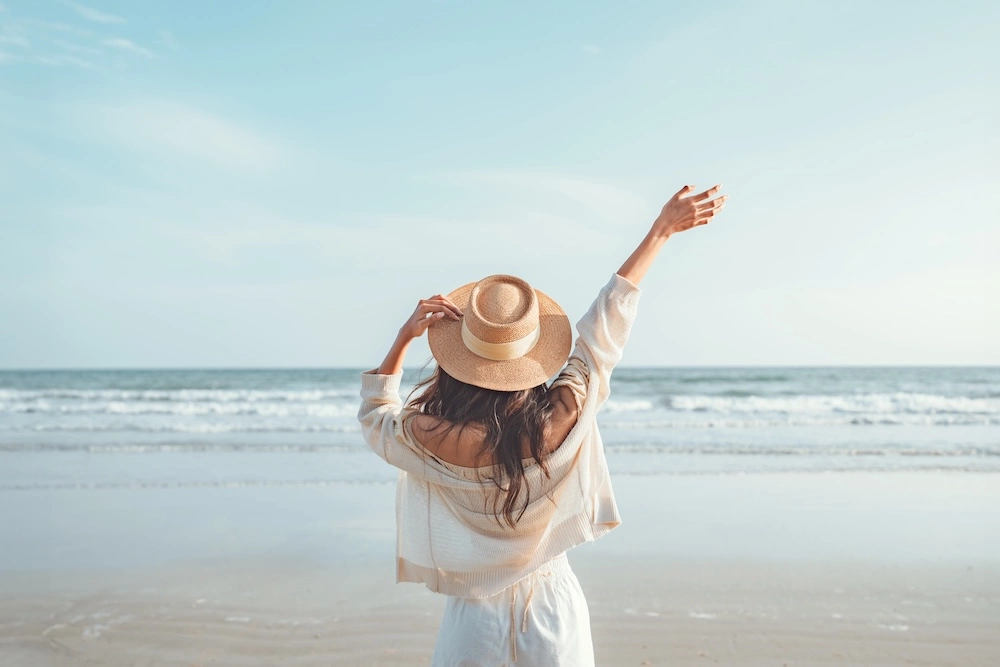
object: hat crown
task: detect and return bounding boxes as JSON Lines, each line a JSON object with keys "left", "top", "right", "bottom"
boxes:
{"left": 478, "top": 283, "right": 528, "bottom": 323}
{"left": 467, "top": 275, "right": 539, "bottom": 344}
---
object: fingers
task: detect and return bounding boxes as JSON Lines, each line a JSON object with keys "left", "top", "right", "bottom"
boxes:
{"left": 413, "top": 310, "right": 446, "bottom": 334}
{"left": 419, "top": 300, "right": 461, "bottom": 321}
{"left": 673, "top": 183, "right": 726, "bottom": 209}
{"left": 429, "top": 294, "right": 463, "bottom": 317}
{"left": 672, "top": 184, "right": 694, "bottom": 200}
{"left": 693, "top": 204, "right": 723, "bottom": 221}
{"left": 691, "top": 194, "right": 727, "bottom": 226}
{"left": 690, "top": 184, "right": 723, "bottom": 203}
{"left": 696, "top": 194, "right": 728, "bottom": 212}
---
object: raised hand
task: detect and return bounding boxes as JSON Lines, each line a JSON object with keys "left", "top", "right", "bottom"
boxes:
{"left": 616, "top": 182, "right": 728, "bottom": 286}
{"left": 651, "top": 184, "right": 727, "bottom": 239}
{"left": 399, "top": 294, "right": 463, "bottom": 340}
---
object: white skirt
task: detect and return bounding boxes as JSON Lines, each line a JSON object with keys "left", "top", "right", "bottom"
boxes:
{"left": 430, "top": 552, "right": 595, "bottom": 666}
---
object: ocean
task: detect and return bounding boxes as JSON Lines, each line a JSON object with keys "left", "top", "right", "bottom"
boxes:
{"left": 1, "top": 366, "right": 997, "bottom": 492}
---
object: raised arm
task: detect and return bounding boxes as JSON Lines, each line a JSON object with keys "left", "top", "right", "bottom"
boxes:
{"left": 550, "top": 183, "right": 727, "bottom": 411}
{"left": 617, "top": 183, "right": 727, "bottom": 285}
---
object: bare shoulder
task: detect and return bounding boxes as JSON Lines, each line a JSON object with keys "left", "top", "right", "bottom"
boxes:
{"left": 409, "top": 413, "right": 486, "bottom": 468}
{"left": 407, "top": 390, "right": 579, "bottom": 467}
{"left": 548, "top": 384, "right": 578, "bottom": 417}
{"left": 545, "top": 385, "right": 579, "bottom": 451}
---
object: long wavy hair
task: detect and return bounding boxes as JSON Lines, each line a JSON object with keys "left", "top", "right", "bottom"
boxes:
{"left": 405, "top": 364, "right": 555, "bottom": 529}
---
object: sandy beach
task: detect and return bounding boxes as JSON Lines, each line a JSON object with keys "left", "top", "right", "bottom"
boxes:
{"left": 3, "top": 472, "right": 998, "bottom": 666}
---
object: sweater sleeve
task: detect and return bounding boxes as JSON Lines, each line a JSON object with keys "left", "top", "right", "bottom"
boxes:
{"left": 549, "top": 272, "right": 642, "bottom": 411}
{"left": 357, "top": 369, "right": 462, "bottom": 482}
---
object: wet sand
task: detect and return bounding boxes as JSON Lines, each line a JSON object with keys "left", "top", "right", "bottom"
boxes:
{"left": 2, "top": 473, "right": 998, "bottom": 665}
{"left": 3, "top": 558, "right": 997, "bottom": 666}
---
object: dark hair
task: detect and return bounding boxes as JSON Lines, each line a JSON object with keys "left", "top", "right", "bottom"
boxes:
{"left": 405, "top": 364, "right": 555, "bottom": 528}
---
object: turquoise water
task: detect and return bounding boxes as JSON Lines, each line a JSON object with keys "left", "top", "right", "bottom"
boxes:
{"left": 1, "top": 367, "right": 997, "bottom": 490}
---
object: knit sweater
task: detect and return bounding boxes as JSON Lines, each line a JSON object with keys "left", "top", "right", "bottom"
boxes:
{"left": 357, "top": 272, "right": 642, "bottom": 599}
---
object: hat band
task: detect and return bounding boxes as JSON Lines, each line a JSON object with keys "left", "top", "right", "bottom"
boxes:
{"left": 461, "top": 319, "right": 541, "bottom": 361}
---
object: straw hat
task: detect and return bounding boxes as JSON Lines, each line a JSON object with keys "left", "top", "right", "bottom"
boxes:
{"left": 427, "top": 274, "right": 572, "bottom": 392}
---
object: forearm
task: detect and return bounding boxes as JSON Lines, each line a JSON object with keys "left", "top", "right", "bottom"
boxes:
{"left": 376, "top": 331, "right": 413, "bottom": 375}
{"left": 617, "top": 230, "right": 669, "bottom": 286}
{"left": 617, "top": 182, "right": 725, "bottom": 285}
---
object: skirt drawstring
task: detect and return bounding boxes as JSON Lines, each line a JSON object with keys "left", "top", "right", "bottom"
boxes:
{"left": 509, "top": 565, "right": 555, "bottom": 663}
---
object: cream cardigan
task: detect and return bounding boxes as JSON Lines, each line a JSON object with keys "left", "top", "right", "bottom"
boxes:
{"left": 357, "top": 272, "right": 642, "bottom": 599}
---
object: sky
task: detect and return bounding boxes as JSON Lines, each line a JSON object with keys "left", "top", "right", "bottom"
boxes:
{"left": 0, "top": 0, "right": 997, "bottom": 369}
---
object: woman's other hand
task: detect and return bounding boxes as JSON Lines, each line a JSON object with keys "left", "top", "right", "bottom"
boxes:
{"left": 616, "top": 182, "right": 727, "bottom": 286}
{"left": 651, "top": 184, "right": 727, "bottom": 239}
{"left": 399, "top": 294, "right": 463, "bottom": 340}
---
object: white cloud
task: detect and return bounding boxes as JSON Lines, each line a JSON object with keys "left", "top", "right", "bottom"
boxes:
{"left": 101, "top": 37, "right": 152, "bottom": 58}
{"left": 69, "top": 2, "right": 125, "bottom": 24}
{"left": 98, "top": 100, "right": 284, "bottom": 171}
{"left": 581, "top": 44, "right": 603, "bottom": 55}
{"left": 0, "top": 26, "right": 30, "bottom": 48}
{"left": 0, "top": 48, "right": 97, "bottom": 69}
{"left": 35, "top": 53, "right": 97, "bottom": 69}
{"left": 0, "top": 14, "right": 152, "bottom": 69}
{"left": 24, "top": 20, "right": 93, "bottom": 37}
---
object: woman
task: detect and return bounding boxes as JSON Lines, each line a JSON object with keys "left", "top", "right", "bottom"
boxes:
{"left": 358, "top": 183, "right": 727, "bottom": 665}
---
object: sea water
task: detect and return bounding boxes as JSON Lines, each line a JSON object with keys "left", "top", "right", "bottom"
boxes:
{"left": 1, "top": 366, "right": 997, "bottom": 491}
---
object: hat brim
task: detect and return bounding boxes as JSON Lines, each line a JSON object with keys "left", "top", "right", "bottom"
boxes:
{"left": 427, "top": 282, "right": 572, "bottom": 392}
